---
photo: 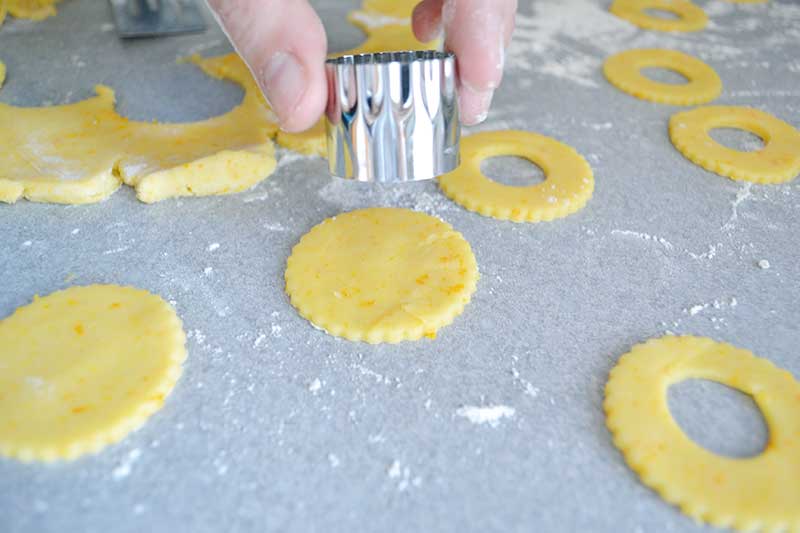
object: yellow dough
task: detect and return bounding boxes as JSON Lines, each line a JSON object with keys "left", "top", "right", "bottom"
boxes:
{"left": 438, "top": 130, "right": 594, "bottom": 222}
{"left": 117, "top": 54, "right": 278, "bottom": 203}
{"left": 605, "top": 336, "right": 800, "bottom": 531}
{"left": 361, "top": 0, "right": 418, "bottom": 18}
{"left": 275, "top": 118, "right": 326, "bottom": 158}
{"left": 337, "top": 13, "right": 436, "bottom": 57}
{"left": 0, "top": 285, "right": 187, "bottom": 463}
{"left": 670, "top": 106, "right": 800, "bottom": 184}
{"left": 603, "top": 49, "right": 722, "bottom": 105}
{"left": 0, "top": 85, "right": 126, "bottom": 204}
{"left": 610, "top": 0, "right": 708, "bottom": 32}
{"left": 2, "top": 0, "right": 59, "bottom": 24}
{"left": 285, "top": 208, "right": 479, "bottom": 344}
{"left": 0, "top": 54, "right": 278, "bottom": 204}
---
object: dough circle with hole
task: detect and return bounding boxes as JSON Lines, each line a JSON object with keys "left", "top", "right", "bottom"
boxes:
{"left": 604, "top": 49, "right": 721, "bottom": 105}
{"left": 610, "top": 0, "right": 708, "bottom": 32}
{"left": 0, "top": 285, "right": 187, "bottom": 463}
{"left": 670, "top": 106, "right": 800, "bottom": 184}
{"left": 605, "top": 336, "right": 800, "bottom": 531}
{"left": 438, "top": 130, "right": 594, "bottom": 222}
{"left": 285, "top": 208, "right": 478, "bottom": 344}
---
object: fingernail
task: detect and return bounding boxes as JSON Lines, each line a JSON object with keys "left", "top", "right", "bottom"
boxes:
{"left": 260, "top": 51, "right": 306, "bottom": 127}
{"left": 460, "top": 83, "right": 494, "bottom": 125}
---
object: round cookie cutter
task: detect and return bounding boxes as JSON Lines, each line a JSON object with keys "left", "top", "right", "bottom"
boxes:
{"left": 325, "top": 51, "right": 460, "bottom": 182}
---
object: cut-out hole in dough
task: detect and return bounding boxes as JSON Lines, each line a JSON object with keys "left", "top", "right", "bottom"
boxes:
{"left": 709, "top": 127, "right": 766, "bottom": 153}
{"left": 115, "top": 62, "right": 245, "bottom": 124}
{"left": 668, "top": 378, "right": 768, "bottom": 459}
{"left": 644, "top": 8, "right": 681, "bottom": 20}
{"left": 480, "top": 156, "right": 546, "bottom": 187}
{"left": 641, "top": 66, "right": 690, "bottom": 85}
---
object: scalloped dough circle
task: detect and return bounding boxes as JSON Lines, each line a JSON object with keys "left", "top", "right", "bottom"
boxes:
{"left": 0, "top": 285, "right": 187, "bottom": 463}
{"left": 0, "top": 54, "right": 278, "bottom": 204}
{"left": 669, "top": 106, "right": 800, "bottom": 184}
{"left": 438, "top": 130, "right": 594, "bottom": 222}
{"left": 605, "top": 336, "right": 800, "bottom": 531}
{"left": 610, "top": 0, "right": 708, "bottom": 32}
{"left": 604, "top": 49, "right": 722, "bottom": 105}
{"left": 285, "top": 208, "right": 479, "bottom": 344}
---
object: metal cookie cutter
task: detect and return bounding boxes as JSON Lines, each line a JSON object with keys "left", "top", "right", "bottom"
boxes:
{"left": 325, "top": 51, "right": 460, "bottom": 182}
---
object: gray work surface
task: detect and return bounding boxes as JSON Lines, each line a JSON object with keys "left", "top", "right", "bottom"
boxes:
{"left": 1, "top": 1, "right": 799, "bottom": 532}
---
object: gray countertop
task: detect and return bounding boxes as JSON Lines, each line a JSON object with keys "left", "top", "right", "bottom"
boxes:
{"left": 1, "top": 1, "right": 799, "bottom": 532}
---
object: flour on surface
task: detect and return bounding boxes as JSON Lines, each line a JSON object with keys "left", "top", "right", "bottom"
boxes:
{"left": 456, "top": 405, "right": 516, "bottom": 427}
{"left": 111, "top": 448, "right": 142, "bottom": 481}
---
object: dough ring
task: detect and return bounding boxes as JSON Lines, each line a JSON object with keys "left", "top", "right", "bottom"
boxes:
{"left": 610, "top": 0, "right": 708, "bottom": 32}
{"left": 603, "top": 49, "right": 722, "bottom": 105}
{"left": 438, "top": 130, "right": 594, "bottom": 222}
{"left": 0, "top": 285, "right": 187, "bottom": 462}
{"left": 670, "top": 106, "right": 800, "bottom": 184}
{"left": 285, "top": 208, "right": 479, "bottom": 344}
{"left": 605, "top": 336, "right": 800, "bottom": 531}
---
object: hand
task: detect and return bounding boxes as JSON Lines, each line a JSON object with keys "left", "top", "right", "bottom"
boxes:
{"left": 413, "top": 0, "right": 517, "bottom": 125}
{"left": 207, "top": 0, "right": 517, "bottom": 132}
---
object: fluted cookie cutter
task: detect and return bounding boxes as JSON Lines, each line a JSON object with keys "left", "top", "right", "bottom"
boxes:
{"left": 325, "top": 51, "right": 460, "bottom": 182}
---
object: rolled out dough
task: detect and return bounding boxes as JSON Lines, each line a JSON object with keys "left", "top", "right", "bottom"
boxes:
{"left": 0, "top": 54, "right": 278, "bottom": 204}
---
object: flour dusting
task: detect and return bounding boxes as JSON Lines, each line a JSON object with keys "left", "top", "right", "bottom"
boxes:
{"left": 456, "top": 405, "right": 516, "bottom": 427}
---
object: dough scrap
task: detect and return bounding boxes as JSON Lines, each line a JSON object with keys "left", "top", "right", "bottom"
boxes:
{"left": 438, "top": 130, "right": 594, "bottom": 222}
{"left": 605, "top": 336, "right": 800, "bottom": 532}
{"left": 604, "top": 49, "right": 722, "bottom": 105}
{"left": 0, "top": 54, "right": 278, "bottom": 204}
{"left": 0, "top": 285, "right": 187, "bottom": 463}
{"left": 610, "top": 0, "right": 708, "bottom": 32}
{"left": 118, "top": 54, "right": 279, "bottom": 202}
{"left": 669, "top": 106, "right": 800, "bottom": 184}
{"left": 285, "top": 207, "right": 479, "bottom": 344}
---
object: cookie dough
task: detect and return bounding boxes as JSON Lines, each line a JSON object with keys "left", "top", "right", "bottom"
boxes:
{"left": 438, "top": 130, "right": 594, "bottom": 222}
{"left": 285, "top": 208, "right": 479, "bottom": 344}
{"left": 0, "top": 285, "right": 187, "bottom": 463}
{"left": 337, "top": 12, "right": 436, "bottom": 57}
{"left": 605, "top": 336, "right": 800, "bottom": 531}
{"left": 0, "top": 54, "right": 278, "bottom": 204}
{"left": 669, "top": 106, "right": 800, "bottom": 184}
{"left": 1, "top": 0, "right": 59, "bottom": 26}
{"left": 118, "top": 54, "right": 278, "bottom": 203}
{"left": 604, "top": 49, "right": 722, "bottom": 105}
{"left": 610, "top": 0, "right": 708, "bottom": 32}
{"left": 361, "top": 0, "right": 418, "bottom": 18}
{"left": 275, "top": 118, "right": 326, "bottom": 158}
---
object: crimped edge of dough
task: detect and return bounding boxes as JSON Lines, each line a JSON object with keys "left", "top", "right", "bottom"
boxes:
{"left": 438, "top": 133, "right": 595, "bottom": 223}
{"left": 0, "top": 285, "right": 187, "bottom": 463}
{"left": 284, "top": 211, "right": 479, "bottom": 344}
{"left": 603, "top": 49, "right": 722, "bottom": 106}
{"left": 669, "top": 107, "right": 800, "bottom": 184}
{"left": 610, "top": 0, "right": 708, "bottom": 32}
{"left": 604, "top": 335, "right": 800, "bottom": 532}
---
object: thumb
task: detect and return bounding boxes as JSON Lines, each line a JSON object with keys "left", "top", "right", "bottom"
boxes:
{"left": 208, "top": 0, "right": 328, "bottom": 132}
